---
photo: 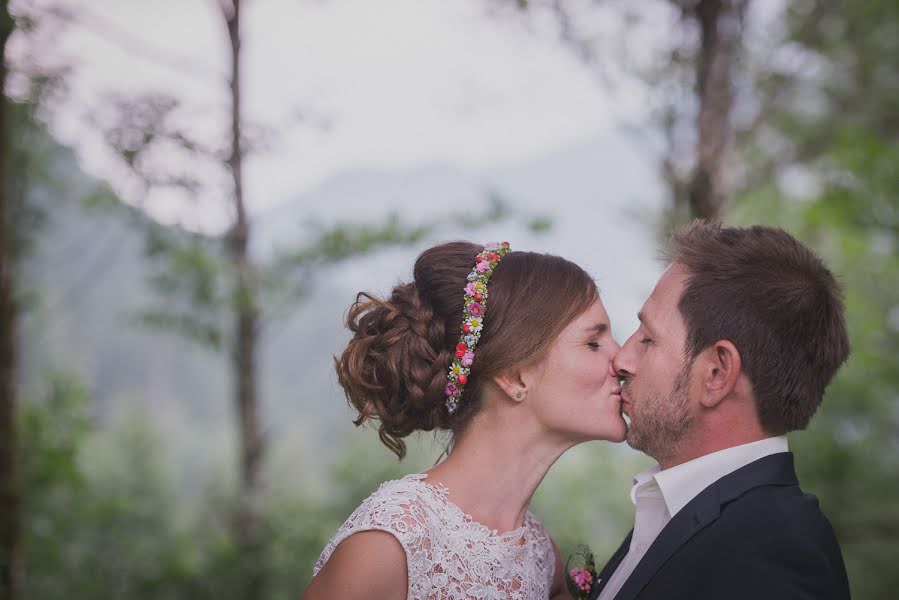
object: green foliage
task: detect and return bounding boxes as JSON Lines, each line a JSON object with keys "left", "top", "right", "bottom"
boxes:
{"left": 21, "top": 384, "right": 646, "bottom": 599}
{"left": 20, "top": 374, "right": 243, "bottom": 599}
{"left": 528, "top": 215, "right": 554, "bottom": 233}
{"left": 137, "top": 310, "right": 224, "bottom": 351}
{"left": 19, "top": 384, "right": 434, "bottom": 598}
{"left": 21, "top": 374, "right": 179, "bottom": 598}
{"left": 137, "top": 223, "right": 230, "bottom": 349}
{"left": 286, "top": 213, "right": 431, "bottom": 266}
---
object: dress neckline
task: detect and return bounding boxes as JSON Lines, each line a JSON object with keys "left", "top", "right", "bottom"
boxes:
{"left": 404, "top": 473, "right": 531, "bottom": 543}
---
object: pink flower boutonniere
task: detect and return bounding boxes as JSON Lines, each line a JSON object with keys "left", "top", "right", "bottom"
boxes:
{"left": 566, "top": 545, "right": 599, "bottom": 599}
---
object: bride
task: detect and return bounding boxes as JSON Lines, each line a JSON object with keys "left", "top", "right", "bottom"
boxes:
{"left": 301, "top": 241, "right": 626, "bottom": 599}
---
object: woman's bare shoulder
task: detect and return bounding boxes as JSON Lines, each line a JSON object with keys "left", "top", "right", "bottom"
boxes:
{"left": 301, "top": 529, "right": 407, "bottom": 600}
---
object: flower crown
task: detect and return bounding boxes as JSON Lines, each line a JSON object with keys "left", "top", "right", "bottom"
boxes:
{"left": 444, "top": 242, "right": 511, "bottom": 413}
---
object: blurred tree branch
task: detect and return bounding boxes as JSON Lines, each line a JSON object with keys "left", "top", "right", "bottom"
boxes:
{"left": 502, "top": 0, "right": 749, "bottom": 225}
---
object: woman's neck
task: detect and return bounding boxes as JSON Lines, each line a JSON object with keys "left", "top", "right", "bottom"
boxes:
{"left": 422, "top": 408, "right": 572, "bottom": 533}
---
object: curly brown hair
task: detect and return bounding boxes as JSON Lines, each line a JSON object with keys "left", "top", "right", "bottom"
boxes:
{"left": 335, "top": 241, "right": 598, "bottom": 459}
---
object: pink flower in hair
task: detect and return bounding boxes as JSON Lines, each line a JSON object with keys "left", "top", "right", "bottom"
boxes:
{"left": 461, "top": 350, "right": 474, "bottom": 367}
{"left": 465, "top": 282, "right": 477, "bottom": 296}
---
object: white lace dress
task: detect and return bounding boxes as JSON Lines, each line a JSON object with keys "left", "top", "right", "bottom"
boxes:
{"left": 314, "top": 473, "right": 556, "bottom": 599}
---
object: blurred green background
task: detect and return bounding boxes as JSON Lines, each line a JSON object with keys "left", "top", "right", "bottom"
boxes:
{"left": 2, "top": 1, "right": 897, "bottom": 599}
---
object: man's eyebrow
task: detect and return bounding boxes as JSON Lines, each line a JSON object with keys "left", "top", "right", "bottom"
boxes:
{"left": 637, "top": 311, "right": 654, "bottom": 332}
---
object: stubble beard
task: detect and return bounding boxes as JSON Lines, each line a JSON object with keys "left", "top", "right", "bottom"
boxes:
{"left": 625, "top": 361, "right": 694, "bottom": 464}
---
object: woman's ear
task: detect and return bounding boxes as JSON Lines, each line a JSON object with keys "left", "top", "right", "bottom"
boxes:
{"left": 492, "top": 371, "right": 528, "bottom": 403}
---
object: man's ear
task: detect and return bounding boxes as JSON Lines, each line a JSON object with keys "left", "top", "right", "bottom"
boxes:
{"left": 699, "top": 340, "right": 742, "bottom": 408}
{"left": 493, "top": 370, "right": 528, "bottom": 403}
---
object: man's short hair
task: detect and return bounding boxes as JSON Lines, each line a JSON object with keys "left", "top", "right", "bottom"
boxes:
{"left": 665, "top": 221, "right": 850, "bottom": 434}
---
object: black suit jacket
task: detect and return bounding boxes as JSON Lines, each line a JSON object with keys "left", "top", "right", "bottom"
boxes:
{"left": 589, "top": 453, "right": 850, "bottom": 600}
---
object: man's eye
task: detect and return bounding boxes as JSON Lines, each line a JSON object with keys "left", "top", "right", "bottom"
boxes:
{"left": 639, "top": 338, "right": 652, "bottom": 345}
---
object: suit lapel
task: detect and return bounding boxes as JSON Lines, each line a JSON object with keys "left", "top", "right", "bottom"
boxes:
{"left": 612, "top": 486, "right": 721, "bottom": 600}
{"left": 613, "top": 452, "right": 799, "bottom": 600}
{"left": 588, "top": 531, "right": 632, "bottom": 600}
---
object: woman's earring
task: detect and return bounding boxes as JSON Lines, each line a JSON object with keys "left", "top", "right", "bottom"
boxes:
{"left": 516, "top": 391, "right": 524, "bottom": 399}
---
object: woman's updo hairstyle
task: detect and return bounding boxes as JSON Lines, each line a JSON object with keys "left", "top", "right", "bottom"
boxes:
{"left": 336, "top": 241, "right": 598, "bottom": 459}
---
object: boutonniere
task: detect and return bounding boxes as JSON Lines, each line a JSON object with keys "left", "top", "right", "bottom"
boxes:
{"left": 566, "top": 545, "right": 600, "bottom": 599}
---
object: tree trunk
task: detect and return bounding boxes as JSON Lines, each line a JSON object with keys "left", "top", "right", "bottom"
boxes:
{"left": 687, "top": 0, "right": 746, "bottom": 221}
{"left": 0, "top": 2, "right": 23, "bottom": 599}
{"left": 223, "top": 2, "right": 266, "bottom": 598}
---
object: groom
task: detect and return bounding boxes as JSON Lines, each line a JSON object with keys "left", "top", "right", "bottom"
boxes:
{"left": 591, "top": 222, "right": 851, "bottom": 600}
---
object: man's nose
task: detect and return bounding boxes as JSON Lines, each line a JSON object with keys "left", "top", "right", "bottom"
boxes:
{"left": 608, "top": 339, "right": 621, "bottom": 354}
{"left": 612, "top": 341, "right": 634, "bottom": 380}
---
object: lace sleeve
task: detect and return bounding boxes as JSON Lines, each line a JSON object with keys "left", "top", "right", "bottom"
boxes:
{"left": 526, "top": 511, "right": 557, "bottom": 591}
{"left": 313, "top": 482, "right": 431, "bottom": 584}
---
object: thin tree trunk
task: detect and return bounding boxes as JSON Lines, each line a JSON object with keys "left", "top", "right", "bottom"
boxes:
{"left": 687, "top": 0, "right": 746, "bottom": 221}
{"left": 0, "top": 2, "right": 23, "bottom": 599}
{"left": 223, "top": 1, "right": 266, "bottom": 598}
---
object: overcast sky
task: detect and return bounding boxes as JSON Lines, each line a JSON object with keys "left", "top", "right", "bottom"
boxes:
{"left": 10, "top": 0, "right": 678, "bottom": 229}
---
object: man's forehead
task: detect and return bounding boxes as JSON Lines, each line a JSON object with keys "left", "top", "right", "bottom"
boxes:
{"left": 641, "top": 264, "right": 688, "bottom": 326}
{"left": 652, "top": 264, "right": 688, "bottom": 301}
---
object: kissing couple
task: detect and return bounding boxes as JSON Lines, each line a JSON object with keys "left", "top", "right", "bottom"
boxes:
{"left": 301, "top": 221, "right": 851, "bottom": 600}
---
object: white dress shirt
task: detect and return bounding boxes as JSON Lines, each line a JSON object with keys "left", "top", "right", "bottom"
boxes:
{"left": 596, "top": 436, "right": 789, "bottom": 600}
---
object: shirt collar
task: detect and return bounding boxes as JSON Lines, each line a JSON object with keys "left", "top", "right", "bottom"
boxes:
{"left": 641, "top": 436, "right": 789, "bottom": 517}
{"left": 629, "top": 463, "right": 662, "bottom": 505}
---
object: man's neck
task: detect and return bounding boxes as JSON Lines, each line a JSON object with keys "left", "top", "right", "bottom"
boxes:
{"left": 658, "top": 431, "right": 777, "bottom": 470}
